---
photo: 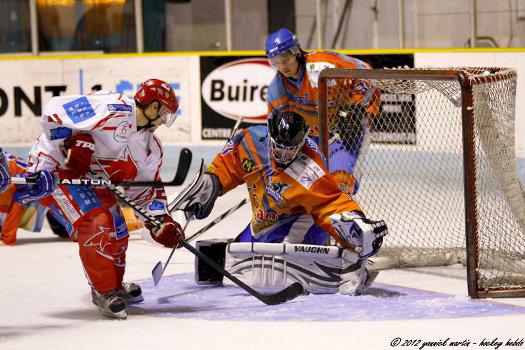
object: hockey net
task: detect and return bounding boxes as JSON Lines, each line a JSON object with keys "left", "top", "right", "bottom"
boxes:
{"left": 317, "top": 67, "right": 525, "bottom": 298}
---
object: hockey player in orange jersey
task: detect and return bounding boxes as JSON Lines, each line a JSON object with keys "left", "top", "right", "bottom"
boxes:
{"left": 0, "top": 149, "right": 57, "bottom": 245}
{"left": 177, "top": 111, "right": 388, "bottom": 294}
{"left": 265, "top": 28, "right": 381, "bottom": 195}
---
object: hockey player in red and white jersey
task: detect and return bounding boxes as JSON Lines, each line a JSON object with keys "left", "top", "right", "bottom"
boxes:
{"left": 178, "top": 111, "right": 388, "bottom": 295}
{"left": 27, "top": 79, "right": 184, "bottom": 319}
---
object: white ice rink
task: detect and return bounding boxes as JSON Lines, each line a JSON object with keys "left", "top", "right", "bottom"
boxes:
{"left": 1, "top": 184, "right": 525, "bottom": 350}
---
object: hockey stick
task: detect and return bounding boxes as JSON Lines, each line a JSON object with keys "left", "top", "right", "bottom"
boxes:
{"left": 106, "top": 184, "right": 303, "bottom": 305}
{"left": 12, "top": 148, "right": 192, "bottom": 188}
{"left": 178, "top": 240, "right": 303, "bottom": 305}
{"left": 151, "top": 212, "right": 195, "bottom": 286}
{"left": 181, "top": 198, "right": 247, "bottom": 244}
{"left": 225, "top": 117, "right": 243, "bottom": 150}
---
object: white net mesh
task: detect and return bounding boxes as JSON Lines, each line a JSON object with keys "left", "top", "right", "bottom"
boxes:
{"left": 320, "top": 67, "right": 525, "bottom": 296}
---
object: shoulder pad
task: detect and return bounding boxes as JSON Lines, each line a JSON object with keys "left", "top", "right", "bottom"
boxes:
{"left": 247, "top": 125, "right": 269, "bottom": 140}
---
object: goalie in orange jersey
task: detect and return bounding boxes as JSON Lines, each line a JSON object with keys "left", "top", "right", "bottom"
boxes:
{"left": 0, "top": 149, "right": 57, "bottom": 245}
{"left": 265, "top": 28, "right": 381, "bottom": 195}
{"left": 178, "top": 111, "right": 388, "bottom": 294}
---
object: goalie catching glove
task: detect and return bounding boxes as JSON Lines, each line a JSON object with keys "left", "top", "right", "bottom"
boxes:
{"left": 329, "top": 211, "right": 388, "bottom": 259}
{"left": 145, "top": 214, "right": 185, "bottom": 248}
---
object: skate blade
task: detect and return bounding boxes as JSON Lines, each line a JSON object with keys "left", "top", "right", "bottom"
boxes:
{"left": 98, "top": 306, "right": 127, "bottom": 320}
{"left": 122, "top": 295, "right": 144, "bottom": 304}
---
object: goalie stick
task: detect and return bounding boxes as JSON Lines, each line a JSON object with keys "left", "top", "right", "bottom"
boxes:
{"left": 12, "top": 148, "right": 192, "bottom": 188}
{"left": 105, "top": 181, "right": 302, "bottom": 305}
{"left": 179, "top": 198, "right": 247, "bottom": 244}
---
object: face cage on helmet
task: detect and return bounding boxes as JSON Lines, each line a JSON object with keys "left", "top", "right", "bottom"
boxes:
{"left": 268, "top": 48, "right": 299, "bottom": 70}
{"left": 144, "top": 104, "right": 177, "bottom": 128}
{"left": 269, "top": 136, "right": 306, "bottom": 168}
{"left": 159, "top": 104, "right": 178, "bottom": 127}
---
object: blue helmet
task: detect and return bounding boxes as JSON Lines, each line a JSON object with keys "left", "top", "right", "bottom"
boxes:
{"left": 265, "top": 28, "right": 299, "bottom": 58}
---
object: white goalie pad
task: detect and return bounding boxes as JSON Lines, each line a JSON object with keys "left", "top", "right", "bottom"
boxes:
{"left": 223, "top": 242, "right": 372, "bottom": 295}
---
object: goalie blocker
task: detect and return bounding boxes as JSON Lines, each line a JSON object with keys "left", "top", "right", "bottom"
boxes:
{"left": 195, "top": 240, "right": 378, "bottom": 295}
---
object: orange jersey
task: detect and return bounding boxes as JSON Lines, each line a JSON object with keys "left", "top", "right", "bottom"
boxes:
{"left": 207, "top": 125, "right": 362, "bottom": 245}
{"left": 0, "top": 154, "right": 27, "bottom": 245}
{"left": 266, "top": 51, "right": 381, "bottom": 135}
{"left": 0, "top": 154, "right": 27, "bottom": 213}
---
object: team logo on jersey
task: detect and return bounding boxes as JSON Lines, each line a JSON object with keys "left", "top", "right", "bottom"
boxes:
{"left": 242, "top": 158, "right": 256, "bottom": 173}
{"left": 148, "top": 200, "right": 165, "bottom": 212}
{"left": 266, "top": 182, "right": 290, "bottom": 207}
{"left": 114, "top": 121, "right": 132, "bottom": 143}
{"left": 107, "top": 104, "right": 132, "bottom": 113}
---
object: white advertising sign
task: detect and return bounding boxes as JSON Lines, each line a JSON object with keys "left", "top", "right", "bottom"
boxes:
{"left": 201, "top": 58, "right": 275, "bottom": 123}
{"left": 0, "top": 56, "right": 198, "bottom": 144}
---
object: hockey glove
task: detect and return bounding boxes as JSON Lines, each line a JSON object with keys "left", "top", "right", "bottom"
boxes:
{"left": 329, "top": 211, "right": 388, "bottom": 259}
{"left": 0, "top": 149, "right": 10, "bottom": 193}
{"left": 145, "top": 214, "right": 185, "bottom": 248}
{"left": 181, "top": 173, "right": 222, "bottom": 220}
{"left": 13, "top": 170, "right": 59, "bottom": 205}
{"left": 57, "top": 133, "right": 95, "bottom": 179}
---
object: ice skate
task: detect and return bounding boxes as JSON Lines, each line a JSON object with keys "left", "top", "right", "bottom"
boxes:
{"left": 355, "top": 268, "right": 379, "bottom": 295}
{"left": 116, "top": 282, "right": 144, "bottom": 304}
{"left": 91, "top": 289, "right": 127, "bottom": 319}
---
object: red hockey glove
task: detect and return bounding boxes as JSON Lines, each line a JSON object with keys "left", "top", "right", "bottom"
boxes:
{"left": 58, "top": 133, "right": 95, "bottom": 179}
{"left": 145, "top": 214, "right": 185, "bottom": 248}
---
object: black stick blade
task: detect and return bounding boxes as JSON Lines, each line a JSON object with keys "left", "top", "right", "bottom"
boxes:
{"left": 172, "top": 148, "right": 192, "bottom": 186}
{"left": 260, "top": 282, "right": 304, "bottom": 306}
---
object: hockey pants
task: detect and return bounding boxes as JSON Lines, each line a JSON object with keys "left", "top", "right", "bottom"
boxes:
{"left": 40, "top": 185, "right": 129, "bottom": 293}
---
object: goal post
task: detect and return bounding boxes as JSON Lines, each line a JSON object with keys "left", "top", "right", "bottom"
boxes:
{"left": 317, "top": 67, "right": 525, "bottom": 298}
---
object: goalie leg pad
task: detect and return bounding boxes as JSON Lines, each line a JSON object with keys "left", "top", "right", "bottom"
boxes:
{"left": 223, "top": 242, "right": 372, "bottom": 294}
{"left": 338, "top": 249, "right": 372, "bottom": 295}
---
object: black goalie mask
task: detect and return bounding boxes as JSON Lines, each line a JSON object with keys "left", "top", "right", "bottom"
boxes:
{"left": 268, "top": 111, "right": 309, "bottom": 168}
